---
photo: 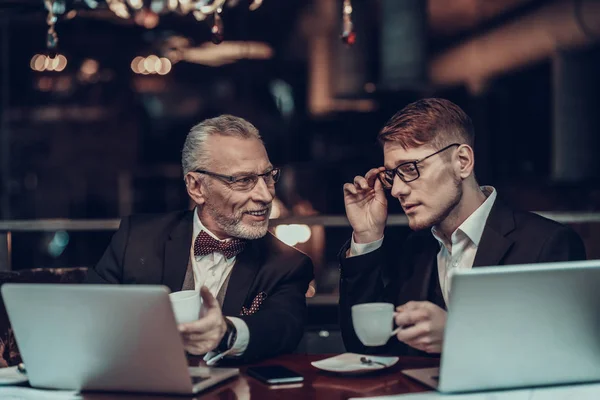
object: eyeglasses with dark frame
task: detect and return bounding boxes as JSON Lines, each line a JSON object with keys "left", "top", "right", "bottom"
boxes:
{"left": 379, "top": 143, "right": 461, "bottom": 189}
{"left": 194, "top": 167, "right": 281, "bottom": 191}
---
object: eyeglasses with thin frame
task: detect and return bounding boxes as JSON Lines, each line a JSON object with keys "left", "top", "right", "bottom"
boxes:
{"left": 194, "top": 167, "right": 281, "bottom": 192}
{"left": 378, "top": 143, "right": 461, "bottom": 189}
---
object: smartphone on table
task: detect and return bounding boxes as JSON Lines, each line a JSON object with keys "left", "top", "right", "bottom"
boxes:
{"left": 246, "top": 365, "right": 304, "bottom": 385}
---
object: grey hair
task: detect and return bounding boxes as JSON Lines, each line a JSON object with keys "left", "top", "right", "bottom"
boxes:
{"left": 181, "top": 114, "right": 262, "bottom": 176}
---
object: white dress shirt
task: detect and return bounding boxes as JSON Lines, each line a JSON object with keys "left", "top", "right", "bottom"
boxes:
{"left": 349, "top": 186, "right": 497, "bottom": 305}
{"left": 430, "top": 186, "right": 496, "bottom": 303}
{"left": 191, "top": 209, "right": 249, "bottom": 356}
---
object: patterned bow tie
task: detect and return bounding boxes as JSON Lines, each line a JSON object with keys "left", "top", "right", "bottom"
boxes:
{"left": 193, "top": 230, "right": 246, "bottom": 259}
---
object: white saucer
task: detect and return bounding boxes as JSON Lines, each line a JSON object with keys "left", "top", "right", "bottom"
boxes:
{"left": 311, "top": 353, "right": 399, "bottom": 374}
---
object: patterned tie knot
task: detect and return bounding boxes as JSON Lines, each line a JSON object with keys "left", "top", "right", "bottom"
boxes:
{"left": 194, "top": 230, "right": 246, "bottom": 259}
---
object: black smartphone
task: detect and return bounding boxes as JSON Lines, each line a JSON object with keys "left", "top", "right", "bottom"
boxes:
{"left": 246, "top": 365, "right": 304, "bottom": 385}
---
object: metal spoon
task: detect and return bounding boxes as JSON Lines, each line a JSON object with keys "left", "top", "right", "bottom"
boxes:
{"left": 360, "top": 356, "right": 388, "bottom": 368}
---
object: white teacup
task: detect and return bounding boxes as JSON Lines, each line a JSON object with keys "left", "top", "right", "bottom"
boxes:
{"left": 169, "top": 290, "right": 201, "bottom": 324}
{"left": 351, "top": 302, "right": 399, "bottom": 346}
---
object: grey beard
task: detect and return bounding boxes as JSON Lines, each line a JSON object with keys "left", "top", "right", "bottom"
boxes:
{"left": 205, "top": 204, "right": 269, "bottom": 240}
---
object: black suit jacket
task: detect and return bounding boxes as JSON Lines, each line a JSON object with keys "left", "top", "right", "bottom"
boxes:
{"left": 85, "top": 210, "right": 314, "bottom": 363}
{"left": 339, "top": 200, "right": 586, "bottom": 357}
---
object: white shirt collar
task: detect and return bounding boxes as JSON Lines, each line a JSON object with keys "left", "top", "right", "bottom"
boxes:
{"left": 431, "top": 186, "right": 497, "bottom": 248}
{"left": 458, "top": 186, "right": 496, "bottom": 246}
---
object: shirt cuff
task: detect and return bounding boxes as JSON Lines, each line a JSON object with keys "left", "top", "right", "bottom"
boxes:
{"left": 202, "top": 317, "right": 249, "bottom": 364}
{"left": 226, "top": 316, "right": 249, "bottom": 356}
{"left": 349, "top": 235, "right": 384, "bottom": 257}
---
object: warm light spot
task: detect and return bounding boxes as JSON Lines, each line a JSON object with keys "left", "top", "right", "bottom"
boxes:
{"left": 127, "top": 0, "right": 143, "bottom": 9}
{"left": 157, "top": 57, "right": 172, "bottom": 75}
{"left": 131, "top": 56, "right": 144, "bottom": 73}
{"left": 81, "top": 59, "right": 99, "bottom": 76}
{"left": 144, "top": 55, "right": 159, "bottom": 73}
{"left": 274, "top": 224, "right": 312, "bottom": 246}
{"left": 249, "top": 0, "right": 263, "bottom": 11}
{"left": 132, "top": 55, "right": 172, "bottom": 75}
{"left": 269, "top": 202, "right": 280, "bottom": 219}
{"left": 55, "top": 54, "right": 67, "bottom": 71}
{"left": 136, "top": 57, "right": 146, "bottom": 73}
{"left": 134, "top": 9, "right": 159, "bottom": 29}
{"left": 30, "top": 54, "right": 42, "bottom": 71}
{"left": 47, "top": 56, "right": 60, "bottom": 71}
{"left": 107, "top": 1, "right": 130, "bottom": 18}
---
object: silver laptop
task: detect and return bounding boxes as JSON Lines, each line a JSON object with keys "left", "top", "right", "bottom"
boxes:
{"left": 1, "top": 284, "right": 239, "bottom": 394}
{"left": 402, "top": 260, "right": 600, "bottom": 393}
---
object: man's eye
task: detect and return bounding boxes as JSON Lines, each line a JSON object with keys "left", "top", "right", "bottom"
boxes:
{"left": 237, "top": 177, "right": 255, "bottom": 184}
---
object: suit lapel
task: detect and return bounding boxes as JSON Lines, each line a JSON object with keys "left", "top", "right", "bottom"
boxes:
{"left": 221, "top": 238, "right": 262, "bottom": 316}
{"left": 163, "top": 211, "right": 194, "bottom": 292}
{"left": 473, "top": 200, "right": 516, "bottom": 268}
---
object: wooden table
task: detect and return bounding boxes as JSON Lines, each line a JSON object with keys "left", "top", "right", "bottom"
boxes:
{"left": 83, "top": 354, "right": 439, "bottom": 399}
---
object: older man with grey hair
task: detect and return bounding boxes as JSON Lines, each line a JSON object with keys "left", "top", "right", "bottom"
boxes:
{"left": 86, "top": 115, "right": 314, "bottom": 363}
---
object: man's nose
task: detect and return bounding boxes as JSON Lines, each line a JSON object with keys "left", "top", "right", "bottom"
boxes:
{"left": 391, "top": 175, "right": 411, "bottom": 198}
{"left": 252, "top": 176, "right": 275, "bottom": 203}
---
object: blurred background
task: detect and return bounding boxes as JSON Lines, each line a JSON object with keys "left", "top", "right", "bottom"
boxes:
{"left": 0, "top": 0, "right": 600, "bottom": 349}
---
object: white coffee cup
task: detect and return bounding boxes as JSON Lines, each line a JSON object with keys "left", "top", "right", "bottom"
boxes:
{"left": 169, "top": 290, "right": 201, "bottom": 324}
{"left": 351, "top": 302, "right": 400, "bottom": 346}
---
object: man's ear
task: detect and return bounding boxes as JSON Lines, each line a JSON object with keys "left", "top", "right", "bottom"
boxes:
{"left": 184, "top": 173, "right": 206, "bottom": 206}
{"left": 455, "top": 145, "right": 475, "bottom": 179}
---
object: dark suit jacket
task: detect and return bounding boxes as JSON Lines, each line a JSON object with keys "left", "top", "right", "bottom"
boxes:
{"left": 339, "top": 200, "right": 586, "bottom": 357}
{"left": 85, "top": 210, "right": 314, "bottom": 363}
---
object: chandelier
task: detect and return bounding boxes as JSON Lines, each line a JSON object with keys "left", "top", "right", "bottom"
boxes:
{"left": 39, "top": 0, "right": 356, "bottom": 72}
{"left": 42, "top": 0, "right": 264, "bottom": 51}
{"left": 105, "top": 0, "right": 264, "bottom": 43}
